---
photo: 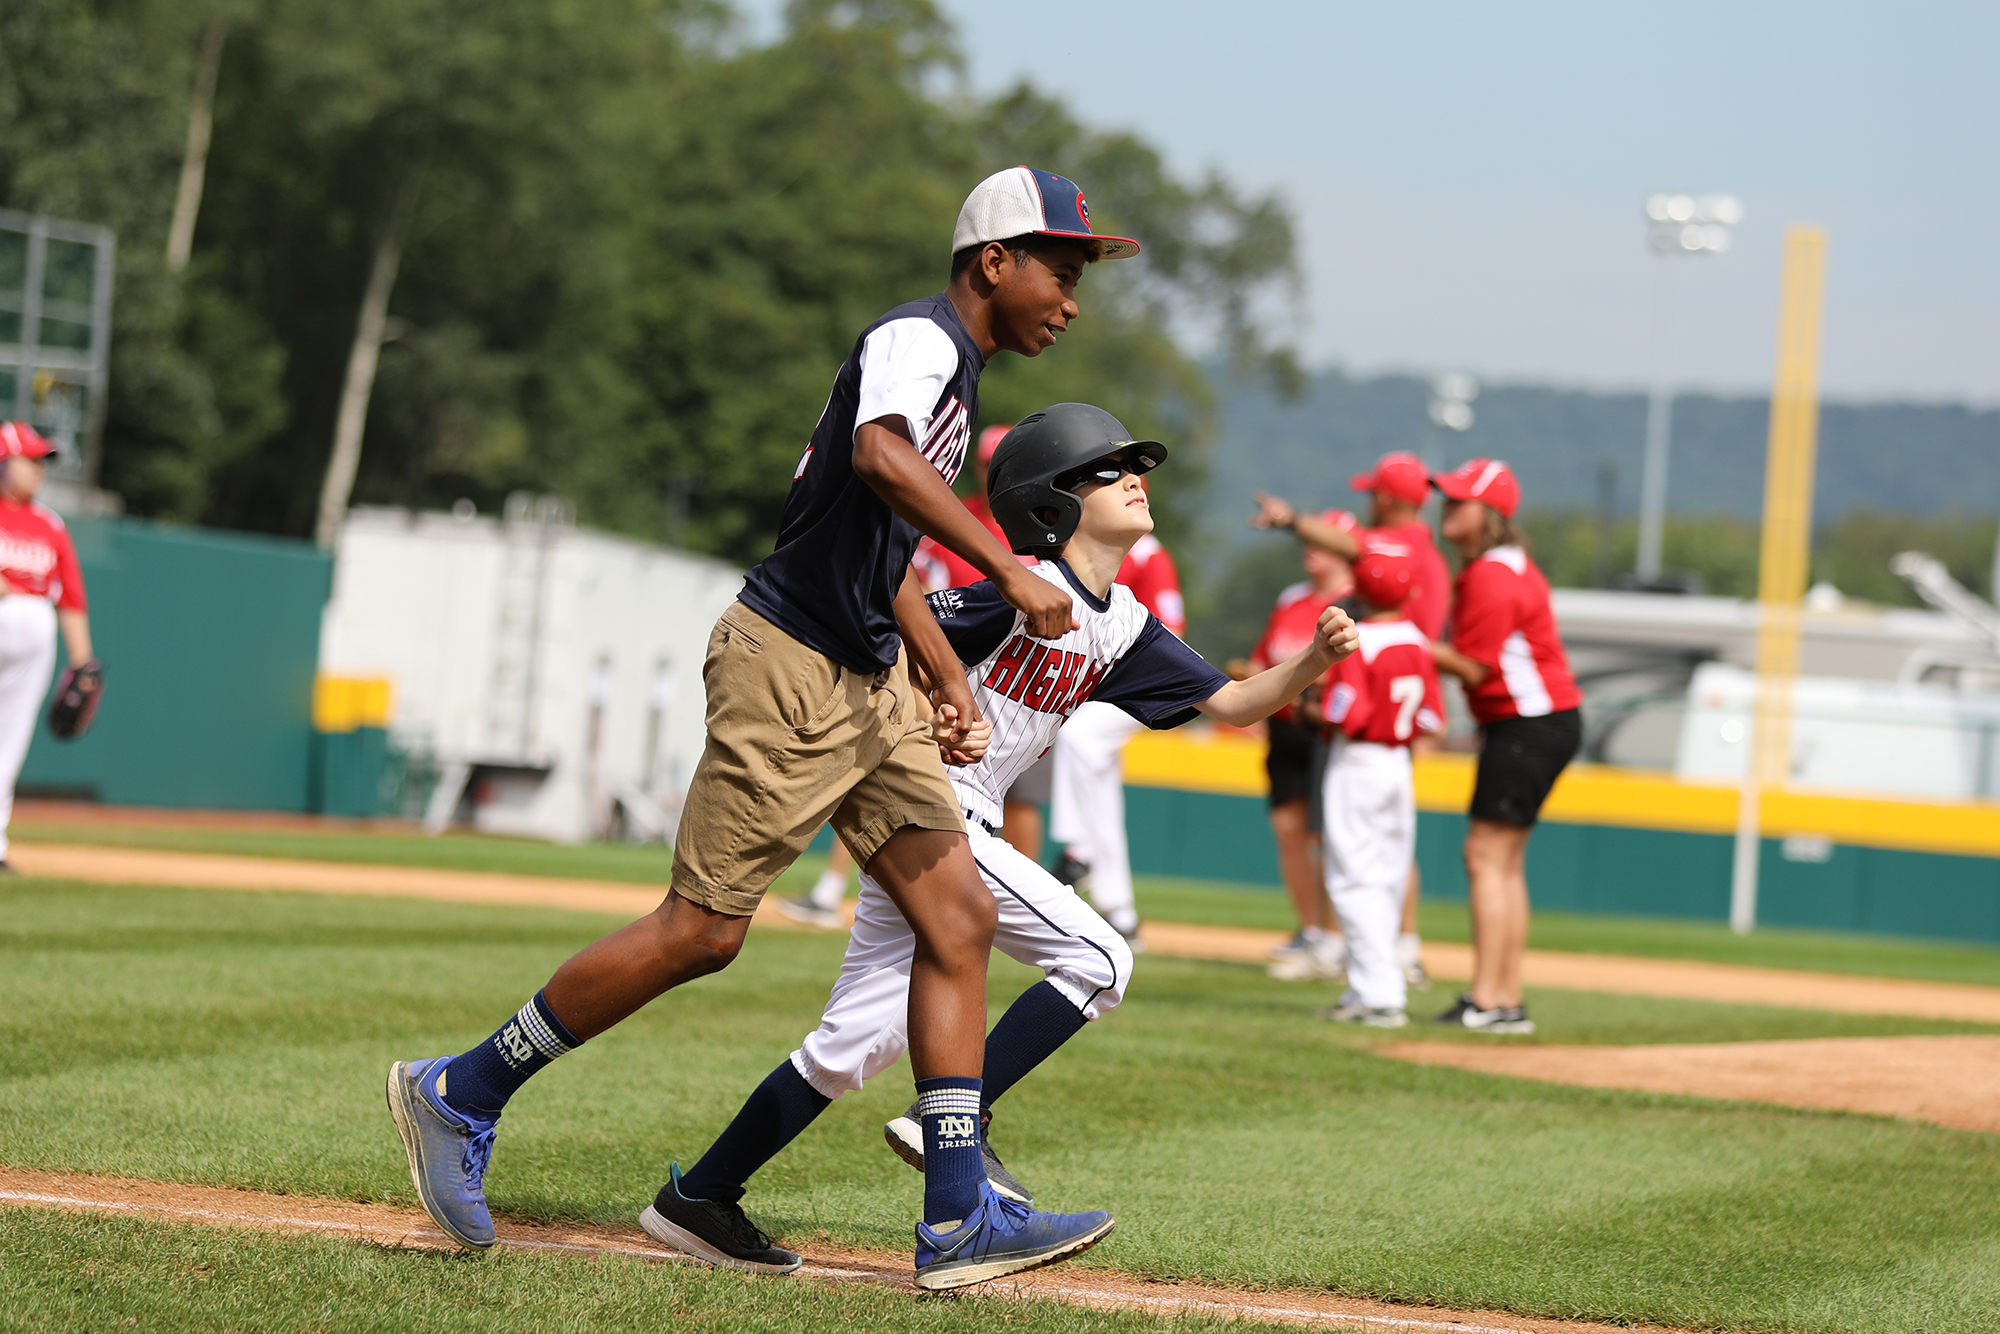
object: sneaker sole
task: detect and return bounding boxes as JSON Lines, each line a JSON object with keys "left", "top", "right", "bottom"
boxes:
{"left": 914, "top": 1216, "right": 1116, "bottom": 1291}
{"left": 384, "top": 1062, "right": 493, "bottom": 1251}
{"left": 773, "top": 901, "right": 844, "bottom": 929}
{"left": 1468, "top": 1019, "right": 1536, "bottom": 1034}
{"left": 638, "top": 1204, "right": 801, "bottom": 1274}
{"left": 883, "top": 1116, "right": 1033, "bottom": 1205}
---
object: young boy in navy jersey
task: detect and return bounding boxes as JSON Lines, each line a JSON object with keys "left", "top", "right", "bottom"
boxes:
{"left": 386, "top": 168, "right": 1141, "bottom": 1284}
{"left": 641, "top": 404, "right": 1358, "bottom": 1287}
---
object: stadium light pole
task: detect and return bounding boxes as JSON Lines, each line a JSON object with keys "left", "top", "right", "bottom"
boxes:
{"left": 1636, "top": 194, "right": 1742, "bottom": 584}
{"left": 1423, "top": 372, "right": 1477, "bottom": 470}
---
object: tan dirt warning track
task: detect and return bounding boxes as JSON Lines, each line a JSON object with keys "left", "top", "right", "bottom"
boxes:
{"left": 1382, "top": 1035, "right": 2000, "bottom": 1134}
{"left": 0, "top": 1167, "right": 1699, "bottom": 1333}
{"left": 17, "top": 839, "right": 2000, "bottom": 1025}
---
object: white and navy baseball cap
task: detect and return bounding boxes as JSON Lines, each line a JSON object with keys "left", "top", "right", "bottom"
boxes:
{"left": 953, "top": 166, "right": 1140, "bottom": 261}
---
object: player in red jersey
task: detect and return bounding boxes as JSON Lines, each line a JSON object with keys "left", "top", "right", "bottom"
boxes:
{"left": 1314, "top": 539, "right": 1442, "bottom": 1027}
{"left": 1429, "top": 458, "right": 1581, "bottom": 1035}
{"left": 0, "top": 423, "right": 97, "bottom": 869}
{"left": 796, "top": 426, "right": 1046, "bottom": 927}
{"left": 1047, "top": 513, "right": 1184, "bottom": 945}
{"left": 1250, "top": 450, "right": 1447, "bottom": 982}
{"left": 1246, "top": 511, "right": 1356, "bottom": 980}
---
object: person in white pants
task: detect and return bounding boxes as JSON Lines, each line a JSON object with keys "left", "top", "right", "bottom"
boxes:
{"left": 1048, "top": 527, "right": 1184, "bottom": 944}
{"left": 1316, "top": 539, "right": 1442, "bottom": 1027}
{"left": 0, "top": 422, "right": 95, "bottom": 869}
{"left": 1048, "top": 699, "right": 1143, "bottom": 935}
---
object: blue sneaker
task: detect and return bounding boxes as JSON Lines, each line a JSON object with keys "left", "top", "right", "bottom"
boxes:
{"left": 385, "top": 1058, "right": 498, "bottom": 1249}
{"left": 912, "top": 1182, "right": 1114, "bottom": 1290}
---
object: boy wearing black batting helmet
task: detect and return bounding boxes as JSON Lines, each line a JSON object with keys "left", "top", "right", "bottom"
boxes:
{"left": 387, "top": 169, "right": 1144, "bottom": 1285}
{"left": 643, "top": 403, "right": 1359, "bottom": 1287}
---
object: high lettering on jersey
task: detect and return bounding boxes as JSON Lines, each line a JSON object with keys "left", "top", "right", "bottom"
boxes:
{"left": 926, "top": 561, "right": 1228, "bottom": 828}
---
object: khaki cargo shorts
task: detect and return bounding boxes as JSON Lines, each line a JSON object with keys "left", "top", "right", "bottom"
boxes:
{"left": 669, "top": 601, "right": 964, "bottom": 916}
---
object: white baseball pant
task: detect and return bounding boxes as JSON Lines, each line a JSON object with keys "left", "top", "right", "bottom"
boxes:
{"left": 790, "top": 820, "right": 1134, "bottom": 1099}
{"left": 0, "top": 597, "right": 56, "bottom": 860}
{"left": 1321, "top": 738, "right": 1416, "bottom": 1011}
{"left": 1049, "top": 701, "right": 1144, "bottom": 919}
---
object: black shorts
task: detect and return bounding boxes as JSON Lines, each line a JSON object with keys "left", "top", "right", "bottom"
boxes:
{"left": 1266, "top": 715, "right": 1327, "bottom": 820}
{"left": 1470, "top": 709, "right": 1581, "bottom": 827}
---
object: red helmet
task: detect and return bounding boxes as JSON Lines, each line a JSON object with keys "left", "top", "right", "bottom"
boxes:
{"left": 1432, "top": 457, "right": 1520, "bottom": 517}
{"left": 1353, "top": 538, "right": 1419, "bottom": 610}
{"left": 0, "top": 422, "right": 56, "bottom": 459}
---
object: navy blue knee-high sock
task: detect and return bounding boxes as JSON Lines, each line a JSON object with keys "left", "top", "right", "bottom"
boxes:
{"left": 439, "top": 990, "right": 582, "bottom": 1120}
{"left": 916, "top": 1075, "right": 985, "bottom": 1226}
{"left": 981, "top": 981, "right": 1088, "bottom": 1106}
{"left": 675, "top": 1061, "right": 832, "bottom": 1205}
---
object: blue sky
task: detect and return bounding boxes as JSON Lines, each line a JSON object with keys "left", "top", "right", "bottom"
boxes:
{"left": 746, "top": 0, "right": 1998, "bottom": 404}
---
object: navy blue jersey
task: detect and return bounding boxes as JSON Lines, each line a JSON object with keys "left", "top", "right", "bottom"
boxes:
{"left": 926, "top": 563, "right": 1230, "bottom": 827}
{"left": 739, "top": 294, "right": 984, "bottom": 672}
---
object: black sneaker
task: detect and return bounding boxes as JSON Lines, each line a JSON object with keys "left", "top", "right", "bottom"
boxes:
{"left": 1433, "top": 993, "right": 1536, "bottom": 1034}
{"left": 639, "top": 1163, "right": 802, "bottom": 1273}
{"left": 883, "top": 1103, "right": 1034, "bottom": 1204}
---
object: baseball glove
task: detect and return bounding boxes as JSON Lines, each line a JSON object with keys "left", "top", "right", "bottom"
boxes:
{"left": 48, "top": 658, "right": 103, "bottom": 741}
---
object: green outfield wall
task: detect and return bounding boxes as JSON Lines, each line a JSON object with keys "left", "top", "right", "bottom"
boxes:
{"left": 1121, "top": 731, "right": 2000, "bottom": 946}
{"left": 18, "top": 516, "right": 330, "bottom": 811}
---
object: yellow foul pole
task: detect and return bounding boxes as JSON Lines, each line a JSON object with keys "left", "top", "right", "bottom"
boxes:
{"left": 1731, "top": 225, "right": 1829, "bottom": 933}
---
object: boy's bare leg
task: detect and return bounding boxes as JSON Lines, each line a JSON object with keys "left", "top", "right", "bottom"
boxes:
{"left": 865, "top": 826, "right": 997, "bottom": 1075}
{"left": 542, "top": 893, "right": 754, "bottom": 1040}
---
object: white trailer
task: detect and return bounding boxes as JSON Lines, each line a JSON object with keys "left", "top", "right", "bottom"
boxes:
{"left": 319, "top": 498, "right": 743, "bottom": 843}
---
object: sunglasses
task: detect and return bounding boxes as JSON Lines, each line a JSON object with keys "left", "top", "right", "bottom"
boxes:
{"left": 1059, "top": 456, "right": 1143, "bottom": 491}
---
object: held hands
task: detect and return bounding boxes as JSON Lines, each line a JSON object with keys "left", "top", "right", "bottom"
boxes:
{"left": 931, "top": 701, "right": 993, "bottom": 766}
{"left": 1001, "top": 568, "right": 1080, "bottom": 639}
{"left": 1250, "top": 491, "right": 1297, "bottom": 532}
{"left": 1312, "top": 605, "right": 1359, "bottom": 665}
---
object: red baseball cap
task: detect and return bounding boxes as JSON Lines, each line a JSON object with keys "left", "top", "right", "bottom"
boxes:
{"left": 0, "top": 422, "right": 55, "bottom": 460}
{"left": 1353, "top": 538, "right": 1419, "bottom": 610}
{"left": 1349, "top": 451, "right": 1429, "bottom": 506}
{"left": 977, "top": 424, "right": 1012, "bottom": 465}
{"left": 1432, "top": 457, "right": 1521, "bottom": 517}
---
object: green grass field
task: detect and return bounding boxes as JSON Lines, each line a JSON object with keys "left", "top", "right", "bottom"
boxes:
{"left": 5, "top": 878, "right": 1999, "bottom": 1333}
{"left": 19, "top": 813, "right": 2000, "bottom": 986}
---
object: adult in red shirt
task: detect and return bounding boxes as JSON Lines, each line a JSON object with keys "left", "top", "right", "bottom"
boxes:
{"left": 0, "top": 423, "right": 97, "bottom": 869}
{"left": 1429, "top": 458, "right": 1581, "bottom": 1035}
{"left": 1246, "top": 512, "right": 1355, "bottom": 976}
{"left": 1249, "top": 451, "right": 1450, "bottom": 640}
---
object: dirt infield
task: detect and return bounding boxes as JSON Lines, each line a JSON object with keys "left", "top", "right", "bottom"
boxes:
{"left": 0, "top": 1166, "right": 1697, "bottom": 1333}
{"left": 1384, "top": 1035, "right": 2000, "bottom": 1133}
{"left": 18, "top": 840, "right": 2000, "bottom": 1026}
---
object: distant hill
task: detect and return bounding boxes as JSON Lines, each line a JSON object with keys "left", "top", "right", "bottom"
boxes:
{"left": 1201, "top": 368, "right": 2000, "bottom": 545}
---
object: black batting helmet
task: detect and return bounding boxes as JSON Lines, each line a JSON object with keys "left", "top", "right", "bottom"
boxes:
{"left": 986, "top": 403, "right": 1168, "bottom": 556}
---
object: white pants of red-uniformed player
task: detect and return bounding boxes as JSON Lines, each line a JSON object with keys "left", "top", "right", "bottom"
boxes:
{"left": 1049, "top": 700, "right": 1144, "bottom": 922}
{"left": 790, "top": 821, "right": 1134, "bottom": 1097}
{"left": 1321, "top": 737, "right": 1416, "bottom": 1012}
{"left": 0, "top": 597, "right": 57, "bottom": 860}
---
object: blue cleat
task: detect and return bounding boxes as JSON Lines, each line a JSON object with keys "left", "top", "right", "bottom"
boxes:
{"left": 385, "top": 1058, "right": 499, "bottom": 1250}
{"left": 912, "top": 1182, "right": 1114, "bottom": 1290}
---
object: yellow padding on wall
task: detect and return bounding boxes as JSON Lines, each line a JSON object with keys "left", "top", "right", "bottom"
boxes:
{"left": 314, "top": 676, "right": 395, "bottom": 732}
{"left": 1123, "top": 727, "right": 2000, "bottom": 859}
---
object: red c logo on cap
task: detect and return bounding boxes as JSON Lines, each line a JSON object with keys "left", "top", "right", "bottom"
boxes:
{"left": 1076, "top": 194, "right": 1091, "bottom": 228}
